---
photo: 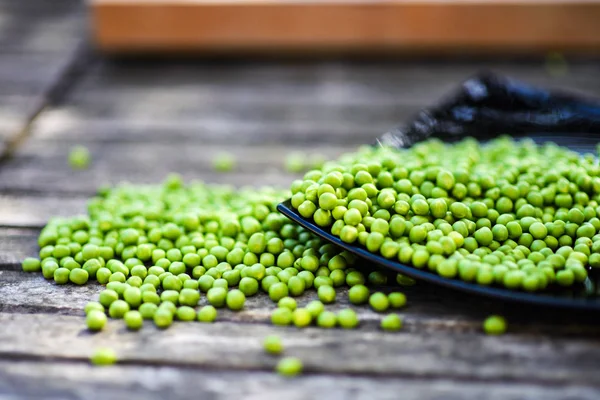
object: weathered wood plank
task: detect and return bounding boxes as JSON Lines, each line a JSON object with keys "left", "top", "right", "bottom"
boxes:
{"left": 3, "top": 360, "right": 600, "bottom": 400}
{"left": 0, "top": 269, "right": 483, "bottom": 329}
{"left": 0, "top": 229, "right": 39, "bottom": 267}
{"left": 0, "top": 195, "right": 87, "bottom": 228}
{"left": 3, "top": 269, "right": 600, "bottom": 338}
{"left": 39, "top": 61, "right": 600, "bottom": 128}
{"left": 30, "top": 108, "right": 402, "bottom": 145}
{"left": 0, "top": 0, "right": 84, "bottom": 54}
{"left": 1, "top": 312, "right": 600, "bottom": 385}
{"left": 73, "top": 60, "right": 600, "bottom": 96}
{"left": 0, "top": 141, "right": 352, "bottom": 194}
{"left": 0, "top": 54, "right": 78, "bottom": 96}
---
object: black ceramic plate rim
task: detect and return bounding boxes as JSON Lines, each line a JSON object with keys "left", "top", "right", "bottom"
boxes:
{"left": 277, "top": 199, "right": 600, "bottom": 311}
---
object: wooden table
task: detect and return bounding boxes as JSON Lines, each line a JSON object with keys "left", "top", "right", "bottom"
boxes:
{"left": 2, "top": 1, "right": 600, "bottom": 398}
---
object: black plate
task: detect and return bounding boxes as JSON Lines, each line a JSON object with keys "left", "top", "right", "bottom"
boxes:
{"left": 277, "top": 135, "right": 600, "bottom": 311}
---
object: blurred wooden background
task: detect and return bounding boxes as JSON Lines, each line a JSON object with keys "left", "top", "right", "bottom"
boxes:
{"left": 91, "top": 0, "right": 600, "bottom": 55}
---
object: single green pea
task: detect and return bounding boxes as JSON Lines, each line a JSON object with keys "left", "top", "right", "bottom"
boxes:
{"left": 380, "top": 314, "right": 402, "bottom": 331}
{"left": 396, "top": 274, "right": 416, "bottom": 286}
{"left": 69, "top": 268, "right": 89, "bottom": 285}
{"left": 388, "top": 292, "right": 407, "bottom": 308}
{"left": 176, "top": 306, "right": 197, "bottom": 321}
{"left": 269, "top": 282, "right": 289, "bottom": 302}
{"left": 153, "top": 307, "right": 174, "bottom": 329}
{"left": 53, "top": 267, "right": 70, "bottom": 284}
{"left": 108, "top": 300, "right": 130, "bottom": 319}
{"left": 276, "top": 357, "right": 303, "bottom": 377}
{"left": 86, "top": 310, "right": 107, "bottom": 331}
{"left": 337, "top": 308, "right": 359, "bottom": 329}
{"left": 197, "top": 305, "right": 218, "bottom": 323}
{"left": 348, "top": 284, "right": 369, "bottom": 305}
{"left": 179, "top": 288, "right": 200, "bottom": 307}
{"left": 317, "top": 311, "right": 337, "bottom": 328}
{"left": 292, "top": 308, "right": 312, "bottom": 328}
{"left": 124, "top": 310, "right": 143, "bottom": 330}
{"left": 483, "top": 315, "right": 507, "bottom": 335}
{"left": 263, "top": 335, "right": 284, "bottom": 355}
{"left": 90, "top": 348, "right": 117, "bottom": 366}
{"left": 271, "top": 307, "right": 293, "bottom": 326}
{"left": 22, "top": 257, "right": 41, "bottom": 273}
{"left": 317, "top": 285, "right": 336, "bottom": 304}
{"left": 226, "top": 289, "right": 246, "bottom": 311}
{"left": 206, "top": 287, "right": 227, "bottom": 308}
{"left": 239, "top": 277, "right": 259, "bottom": 296}
{"left": 123, "top": 286, "right": 142, "bottom": 308}
{"left": 139, "top": 302, "right": 158, "bottom": 319}
{"left": 277, "top": 296, "right": 297, "bottom": 311}
{"left": 160, "top": 290, "right": 179, "bottom": 304}
{"left": 369, "top": 292, "right": 389, "bottom": 312}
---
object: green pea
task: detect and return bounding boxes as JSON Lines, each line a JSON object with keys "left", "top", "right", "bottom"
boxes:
{"left": 271, "top": 307, "right": 293, "bottom": 326}
{"left": 317, "top": 285, "right": 336, "bottom": 304}
{"left": 317, "top": 311, "right": 337, "bottom": 328}
{"left": 22, "top": 257, "right": 41, "bottom": 273}
{"left": 139, "top": 303, "right": 158, "bottom": 319}
{"left": 153, "top": 308, "right": 174, "bottom": 329}
{"left": 123, "top": 286, "right": 142, "bottom": 308}
{"left": 108, "top": 300, "right": 130, "bottom": 319}
{"left": 268, "top": 282, "right": 289, "bottom": 302}
{"left": 179, "top": 288, "right": 200, "bottom": 307}
{"left": 124, "top": 310, "right": 143, "bottom": 330}
{"left": 176, "top": 306, "right": 197, "bottom": 321}
{"left": 197, "top": 305, "right": 218, "bottom": 323}
{"left": 276, "top": 357, "right": 303, "bottom": 377}
{"left": 337, "top": 309, "right": 359, "bottom": 329}
{"left": 53, "top": 267, "right": 70, "bottom": 285}
{"left": 263, "top": 335, "right": 284, "bottom": 354}
{"left": 292, "top": 308, "right": 312, "bottom": 328}
{"left": 207, "top": 287, "right": 227, "bottom": 307}
{"left": 388, "top": 292, "right": 407, "bottom": 308}
{"left": 226, "top": 289, "right": 246, "bottom": 311}
{"left": 299, "top": 302, "right": 322, "bottom": 320}
{"left": 90, "top": 348, "right": 117, "bottom": 366}
{"left": 483, "top": 315, "right": 506, "bottom": 335}
{"left": 239, "top": 277, "right": 259, "bottom": 296}
{"left": 369, "top": 292, "right": 389, "bottom": 312}
{"left": 69, "top": 268, "right": 89, "bottom": 285}
{"left": 380, "top": 314, "right": 402, "bottom": 331}
{"left": 86, "top": 310, "right": 107, "bottom": 331}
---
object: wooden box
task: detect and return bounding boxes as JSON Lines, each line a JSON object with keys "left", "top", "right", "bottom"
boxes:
{"left": 91, "top": 0, "right": 600, "bottom": 55}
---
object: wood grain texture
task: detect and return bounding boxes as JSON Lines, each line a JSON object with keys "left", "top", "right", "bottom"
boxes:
{"left": 1, "top": 312, "right": 600, "bottom": 385}
{"left": 0, "top": 0, "right": 86, "bottom": 157}
{"left": 0, "top": 0, "right": 83, "bottom": 54}
{"left": 0, "top": 269, "right": 486, "bottom": 329}
{"left": 0, "top": 229, "right": 39, "bottom": 267}
{"left": 0, "top": 195, "right": 87, "bottom": 228}
{"left": 3, "top": 266, "right": 600, "bottom": 337}
{"left": 3, "top": 361, "right": 600, "bottom": 400}
{"left": 0, "top": 141, "right": 353, "bottom": 194}
{"left": 91, "top": 0, "right": 600, "bottom": 54}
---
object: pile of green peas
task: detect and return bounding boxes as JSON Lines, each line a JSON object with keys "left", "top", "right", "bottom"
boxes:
{"left": 290, "top": 136, "right": 600, "bottom": 292}
{"left": 22, "top": 174, "right": 409, "bottom": 332}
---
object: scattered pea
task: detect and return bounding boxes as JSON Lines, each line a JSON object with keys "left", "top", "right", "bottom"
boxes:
{"left": 263, "top": 335, "right": 283, "bottom": 355}
{"left": 483, "top": 315, "right": 507, "bottom": 335}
